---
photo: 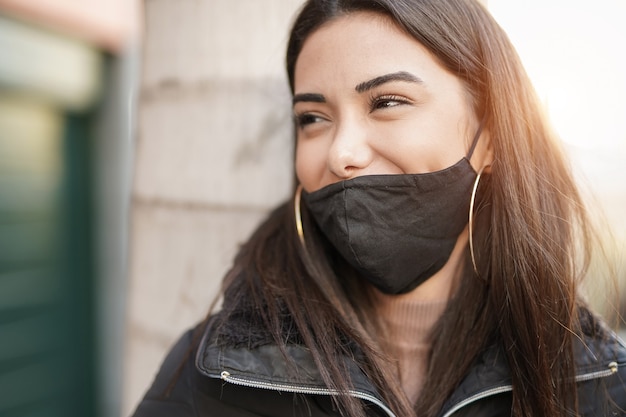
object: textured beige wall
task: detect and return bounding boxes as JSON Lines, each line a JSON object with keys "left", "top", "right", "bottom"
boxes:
{"left": 124, "top": 1, "right": 304, "bottom": 414}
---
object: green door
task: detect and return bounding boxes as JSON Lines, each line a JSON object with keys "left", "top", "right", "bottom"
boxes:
{"left": 0, "top": 96, "right": 96, "bottom": 417}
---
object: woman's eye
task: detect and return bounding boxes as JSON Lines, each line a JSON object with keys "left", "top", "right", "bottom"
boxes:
{"left": 370, "top": 95, "right": 409, "bottom": 111}
{"left": 295, "top": 113, "right": 325, "bottom": 128}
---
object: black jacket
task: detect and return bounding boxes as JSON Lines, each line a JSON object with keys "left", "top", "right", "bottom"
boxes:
{"left": 132, "top": 311, "right": 626, "bottom": 417}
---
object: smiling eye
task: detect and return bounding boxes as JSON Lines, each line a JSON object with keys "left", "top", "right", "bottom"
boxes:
{"left": 295, "top": 113, "right": 325, "bottom": 128}
{"left": 370, "top": 95, "right": 410, "bottom": 111}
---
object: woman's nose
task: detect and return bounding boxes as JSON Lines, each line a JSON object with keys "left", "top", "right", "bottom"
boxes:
{"left": 327, "top": 121, "right": 374, "bottom": 180}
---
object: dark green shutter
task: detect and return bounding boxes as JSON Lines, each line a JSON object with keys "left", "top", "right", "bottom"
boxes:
{"left": 0, "top": 85, "right": 96, "bottom": 417}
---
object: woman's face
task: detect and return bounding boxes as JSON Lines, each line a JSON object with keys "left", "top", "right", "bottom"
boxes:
{"left": 293, "top": 12, "right": 491, "bottom": 192}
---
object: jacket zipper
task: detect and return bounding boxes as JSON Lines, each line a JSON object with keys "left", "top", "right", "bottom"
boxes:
{"left": 441, "top": 385, "right": 513, "bottom": 417}
{"left": 441, "top": 361, "right": 619, "bottom": 417}
{"left": 220, "top": 371, "right": 397, "bottom": 417}
{"left": 574, "top": 361, "right": 618, "bottom": 382}
{"left": 218, "top": 361, "right": 618, "bottom": 417}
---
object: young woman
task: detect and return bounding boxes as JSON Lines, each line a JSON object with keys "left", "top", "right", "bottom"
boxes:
{"left": 132, "top": 0, "right": 626, "bottom": 416}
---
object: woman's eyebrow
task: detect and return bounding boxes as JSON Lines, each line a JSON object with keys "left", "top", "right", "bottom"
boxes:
{"left": 292, "top": 71, "right": 421, "bottom": 105}
{"left": 292, "top": 93, "right": 326, "bottom": 106}
{"left": 355, "top": 71, "right": 423, "bottom": 93}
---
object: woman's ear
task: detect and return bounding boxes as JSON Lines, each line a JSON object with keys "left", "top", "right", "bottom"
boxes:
{"left": 472, "top": 128, "right": 494, "bottom": 171}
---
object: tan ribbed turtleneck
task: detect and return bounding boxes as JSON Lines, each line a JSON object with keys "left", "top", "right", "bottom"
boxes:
{"left": 371, "top": 290, "right": 448, "bottom": 404}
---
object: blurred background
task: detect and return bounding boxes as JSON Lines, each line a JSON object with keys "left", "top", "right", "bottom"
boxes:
{"left": 0, "top": 1, "right": 623, "bottom": 417}
{"left": 0, "top": 0, "right": 139, "bottom": 416}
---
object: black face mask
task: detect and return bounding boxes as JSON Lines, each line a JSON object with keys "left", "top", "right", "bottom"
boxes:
{"left": 302, "top": 140, "right": 481, "bottom": 294}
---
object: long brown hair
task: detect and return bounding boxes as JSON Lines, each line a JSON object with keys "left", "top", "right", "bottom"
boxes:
{"left": 213, "top": 0, "right": 596, "bottom": 416}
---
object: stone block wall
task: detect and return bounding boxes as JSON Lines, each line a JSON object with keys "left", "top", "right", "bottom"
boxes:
{"left": 124, "top": 1, "right": 304, "bottom": 414}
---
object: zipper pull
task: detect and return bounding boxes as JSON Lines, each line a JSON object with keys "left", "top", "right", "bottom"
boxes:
{"left": 221, "top": 371, "right": 231, "bottom": 380}
{"left": 608, "top": 361, "right": 618, "bottom": 374}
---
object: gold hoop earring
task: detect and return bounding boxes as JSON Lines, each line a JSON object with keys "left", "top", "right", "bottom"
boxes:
{"left": 469, "top": 165, "right": 490, "bottom": 276}
{"left": 294, "top": 184, "right": 305, "bottom": 247}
